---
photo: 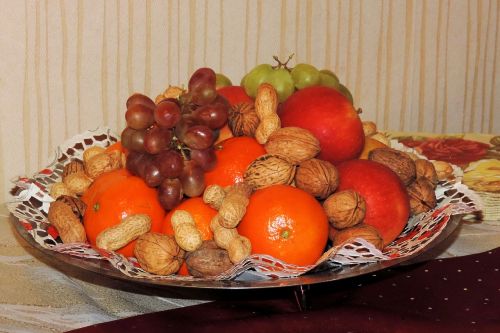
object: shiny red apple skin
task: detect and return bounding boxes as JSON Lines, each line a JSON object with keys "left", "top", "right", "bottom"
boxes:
{"left": 280, "top": 86, "right": 364, "bottom": 165}
{"left": 336, "top": 159, "right": 410, "bottom": 247}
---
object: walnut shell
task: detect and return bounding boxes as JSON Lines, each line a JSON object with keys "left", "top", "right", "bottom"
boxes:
{"left": 333, "top": 224, "right": 384, "bottom": 250}
{"left": 244, "top": 154, "right": 296, "bottom": 190}
{"left": 55, "top": 195, "right": 86, "bottom": 219}
{"left": 295, "top": 158, "right": 339, "bottom": 199}
{"left": 228, "top": 102, "right": 260, "bottom": 137}
{"left": 185, "top": 240, "right": 234, "bottom": 278}
{"left": 265, "top": 127, "right": 321, "bottom": 164}
{"left": 407, "top": 177, "right": 437, "bottom": 215}
{"left": 134, "top": 232, "right": 185, "bottom": 276}
{"left": 368, "top": 148, "right": 416, "bottom": 185}
{"left": 62, "top": 160, "right": 85, "bottom": 182}
{"left": 323, "top": 190, "right": 366, "bottom": 229}
{"left": 415, "top": 159, "right": 438, "bottom": 188}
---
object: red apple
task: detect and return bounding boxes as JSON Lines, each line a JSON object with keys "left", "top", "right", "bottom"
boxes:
{"left": 336, "top": 159, "right": 410, "bottom": 246}
{"left": 280, "top": 86, "right": 364, "bottom": 165}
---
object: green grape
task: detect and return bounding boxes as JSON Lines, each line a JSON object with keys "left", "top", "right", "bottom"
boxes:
{"left": 319, "top": 69, "right": 340, "bottom": 83}
{"left": 264, "top": 68, "right": 295, "bottom": 103}
{"left": 290, "top": 63, "right": 320, "bottom": 90}
{"left": 338, "top": 83, "right": 354, "bottom": 105}
{"left": 215, "top": 73, "right": 232, "bottom": 89}
{"left": 242, "top": 64, "right": 273, "bottom": 98}
{"left": 319, "top": 69, "right": 340, "bottom": 90}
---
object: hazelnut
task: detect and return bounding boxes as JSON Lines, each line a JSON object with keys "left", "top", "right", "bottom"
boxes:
{"left": 295, "top": 158, "right": 339, "bottom": 199}
{"left": 323, "top": 190, "right": 366, "bottom": 229}
{"left": 227, "top": 102, "right": 260, "bottom": 137}
{"left": 265, "top": 127, "right": 321, "bottom": 164}
{"left": 407, "top": 177, "right": 437, "bottom": 215}
{"left": 368, "top": 148, "right": 416, "bottom": 185}
{"left": 415, "top": 159, "right": 438, "bottom": 188}
{"left": 333, "top": 224, "right": 384, "bottom": 251}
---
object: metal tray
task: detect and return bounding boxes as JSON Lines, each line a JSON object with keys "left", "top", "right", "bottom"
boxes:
{"left": 10, "top": 213, "right": 463, "bottom": 291}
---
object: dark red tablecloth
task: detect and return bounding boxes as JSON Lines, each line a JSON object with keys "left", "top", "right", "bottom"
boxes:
{"left": 68, "top": 247, "right": 500, "bottom": 333}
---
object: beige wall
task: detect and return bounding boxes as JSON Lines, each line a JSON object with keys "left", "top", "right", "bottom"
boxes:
{"left": 1, "top": 0, "right": 499, "bottom": 203}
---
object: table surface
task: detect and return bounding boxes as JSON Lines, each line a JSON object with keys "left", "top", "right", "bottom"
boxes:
{"left": 1, "top": 131, "right": 499, "bottom": 332}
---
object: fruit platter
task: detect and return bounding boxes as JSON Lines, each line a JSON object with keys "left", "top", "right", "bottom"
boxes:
{"left": 7, "top": 60, "right": 481, "bottom": 289}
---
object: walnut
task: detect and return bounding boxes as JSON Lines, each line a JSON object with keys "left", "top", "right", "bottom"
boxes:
{"left": 265, "top": 127, "right": 321, "bottom": 164}
{"left": 368, "top": 148, "right": 416, "bottom": 185}
{"left": 407, "top": 177, "right": 437, "bottom": 215}
{"left": 244, "top": 154, "right": 296, "bottom": 190}
{"left": 185, "top": 240, "right": 234, "bottom": 278}
{"left": 415, "top": 159, "right": 438, "bottom": 188}
{"left": 227, "top": 102, "right": 260, "bottom": 137}
{"left": 55, "top": 195, "right": 86, "bottom": 219}
{"left": 295, "top": 158, "right": 339, "bottom": 199}
{"left": 333, "top": 224, "right": 384, "bottom": 250}
{"left": 62, "top": 160, "right": 84, "bottom": 182}
{"left": 134, "top": 232, "right": 185, "bottom": 276}
{"left": 323, "top": 190, "right": 366, "bottom": 229}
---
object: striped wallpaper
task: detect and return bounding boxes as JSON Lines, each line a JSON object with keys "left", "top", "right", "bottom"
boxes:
{"left": 0, "top": 0, "right": 499, "bottom": 203}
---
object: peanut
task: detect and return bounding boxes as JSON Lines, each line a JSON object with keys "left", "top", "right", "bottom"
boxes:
{"left": 96, "top": 214, "right": 151, "bottom": 252}
{"left": 85, "top": 150, "right": 122, "bottom": 179}
{"left": 217, "top": 182, "right": 252, "bottom": 228}
{"left": 202, "top": 184, "right": 227, "bottom": 210}
{"left": 227, "top": 235, "right": 252, "bottom": 264}
{"left": 47, "top": 200, "right": 87, "bottom": 244}
{"left": 171, "top": 210, "right": 203, "bottom": 252}
{"left": 83, "top": 146, "right": 106, "bottom": 165}
{"left": 254, "top": 83, "right": 280, "bottom": 144}
{"left": 63, "top": 172, "right": 93, "bottom": 195}
{"left": 49, "top": 182, "right": 75, "bottom": 199}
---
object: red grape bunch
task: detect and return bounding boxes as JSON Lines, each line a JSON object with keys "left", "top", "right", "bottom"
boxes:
{"left": 121, "top": 68, "right": 230, "bottom": 210}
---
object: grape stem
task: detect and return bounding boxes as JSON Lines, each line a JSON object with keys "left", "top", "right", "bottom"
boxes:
{"left": 272, "top": 54, "right": 295, "bottom": 71}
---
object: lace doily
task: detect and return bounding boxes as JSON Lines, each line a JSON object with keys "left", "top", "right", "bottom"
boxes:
{"left": 6, "top": 127, "right": 482, "bottom": 281}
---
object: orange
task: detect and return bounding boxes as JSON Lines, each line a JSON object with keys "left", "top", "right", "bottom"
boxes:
{"left": 204, "top": 136, "right": 266, "bottom": 187}
{"left": 161, "top": 197, "right": 217, "bottom": 275}
{"left": 81, "top": 169, "right": 166, "bottom": 258}
{"left": 359, "top": 137, "right": 388, "bottom": 159}
{"left": 105, "top": 141, "right": 128, "bottom": 155}
{"left": 238, "top": 185, "right": 329, "bottom": 266}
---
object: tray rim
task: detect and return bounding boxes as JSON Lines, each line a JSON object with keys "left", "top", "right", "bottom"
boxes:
{"left": 9, "top": 213, "right": 463, "bottom": 290}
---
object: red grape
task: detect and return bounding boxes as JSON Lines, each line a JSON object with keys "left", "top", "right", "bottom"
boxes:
{"left": 188, "top": 68, "right": 216, "bottom": 91}
{"left": 156, "top": 149, "right": 184, "bottom": 179}
{"left": 126, "top": 104, "right": 155, "bottom": 130}
{"left": 143, "top": 161, "right": 164, "bottom": 187}
{"left": 183, "top": 125, "right": 215, "bottom": 150}
{"left": 126, "top": 93, "right": 156, "bottom": 110}
{"left": 180, "top": 160, "right": 205, "bottom": 197}
{"left": 128, "top": 129, "right": 147, "bottom": 152}
{"left": 190, "top": 148, "right": 216, "bottom": 171}
{"left": 155, "top": 99, "right": 181, "bottom": 128}
{"left": 158, "top": 178, "right": 183, "bottom": 210}
{"left": 192, "top": 102, "right": 229, "bottom": 130}
{"left": 144, "top": 126, "right": 173, "bottom": 154}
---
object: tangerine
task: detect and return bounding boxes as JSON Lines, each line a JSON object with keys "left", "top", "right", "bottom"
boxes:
{"left": 105, "top": 141, "right": 128, "bottom": 155}
{"left": 238, "top": 185, "right": 329, "bottom": 266}
{"left": 81, "top": 168, "right": 166, "bottom": 258}
{"left": 204, "top": 136, "right": 266, "bottom": 187}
